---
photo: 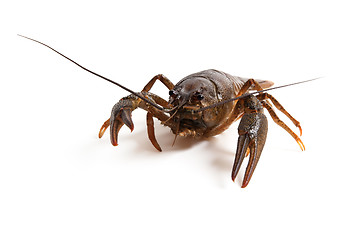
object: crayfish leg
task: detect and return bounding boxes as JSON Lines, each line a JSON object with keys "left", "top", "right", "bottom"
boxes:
{"left": 261, "top": 101, "right": 305, "bottom": 151}
{"left": 146, "top": 112, "right": 162, "bottom": 152}
{"left": 99, "top": 118, "right": 110, "bottom": 138}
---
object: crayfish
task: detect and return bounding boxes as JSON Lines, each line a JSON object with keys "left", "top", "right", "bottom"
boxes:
{"left": 20, "top": 35, "right": 314, "bottom": 188}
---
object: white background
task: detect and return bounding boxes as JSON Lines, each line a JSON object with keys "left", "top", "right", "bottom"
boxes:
{"left": 1, "top": 0, "right": 360, "bottom": 239}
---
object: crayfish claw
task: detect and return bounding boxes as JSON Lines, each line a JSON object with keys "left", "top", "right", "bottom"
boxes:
{"left": 242, "top": 145, "right": 260, "bottom": 188}
{"left": 120, "top": 108, "right": 134, "bottom": 132}
{"left": 106, "top": 98, "right": 138, "bottom": 146}
{"left": 109, "top": 107, "right": 134, "bottom": 146}
{"left": 232, "top": 110, "right": 268, "bottom": 188}
{"left": 232, "top": 135, "right": 250, "bottom": 182}
{"left": 109, "top": 114, "right": 124, "bottom": 146}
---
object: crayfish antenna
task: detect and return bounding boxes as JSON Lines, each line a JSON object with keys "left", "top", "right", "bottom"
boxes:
{"left": 18, "top": 34, "right": 165, "bottom": 112}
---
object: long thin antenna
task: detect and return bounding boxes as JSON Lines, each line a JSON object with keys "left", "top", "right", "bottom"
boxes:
{"left": 18, "top": 34, "right": 165, "bottom": 111}
{"left": 194, "top": 77, "right": 321, "bottom": 112}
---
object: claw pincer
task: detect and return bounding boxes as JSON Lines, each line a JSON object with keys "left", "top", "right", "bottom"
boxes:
{"left": 99, "top": 95, "right": 140, "bottom": 146}
{"left": 232, "top": 94, "right": 268, "bottom": 188}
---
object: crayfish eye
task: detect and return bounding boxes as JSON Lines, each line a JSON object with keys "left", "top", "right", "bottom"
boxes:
{"left": 196, "top": 93, "right": 204, "bottom": 100}
{"left": 169, "top": 90, "right": 175, "bottom": 96}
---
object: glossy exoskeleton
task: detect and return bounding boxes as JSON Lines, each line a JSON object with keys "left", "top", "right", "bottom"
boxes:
{"left": 20, "top": 35, "right": 306, "bottom": 188}
{"left": 98, "top": 69, "right": 305, "bottom": 188}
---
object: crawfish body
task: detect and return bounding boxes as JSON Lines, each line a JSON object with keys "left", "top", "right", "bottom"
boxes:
{"left": 19, "top": 35, "right": 305, "bottom": 188}
{"left": 167, "top": 69, "right": 272, "bottom": 138}
{"left": 99, "top": 69, "right": 304, "bottom": 187}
